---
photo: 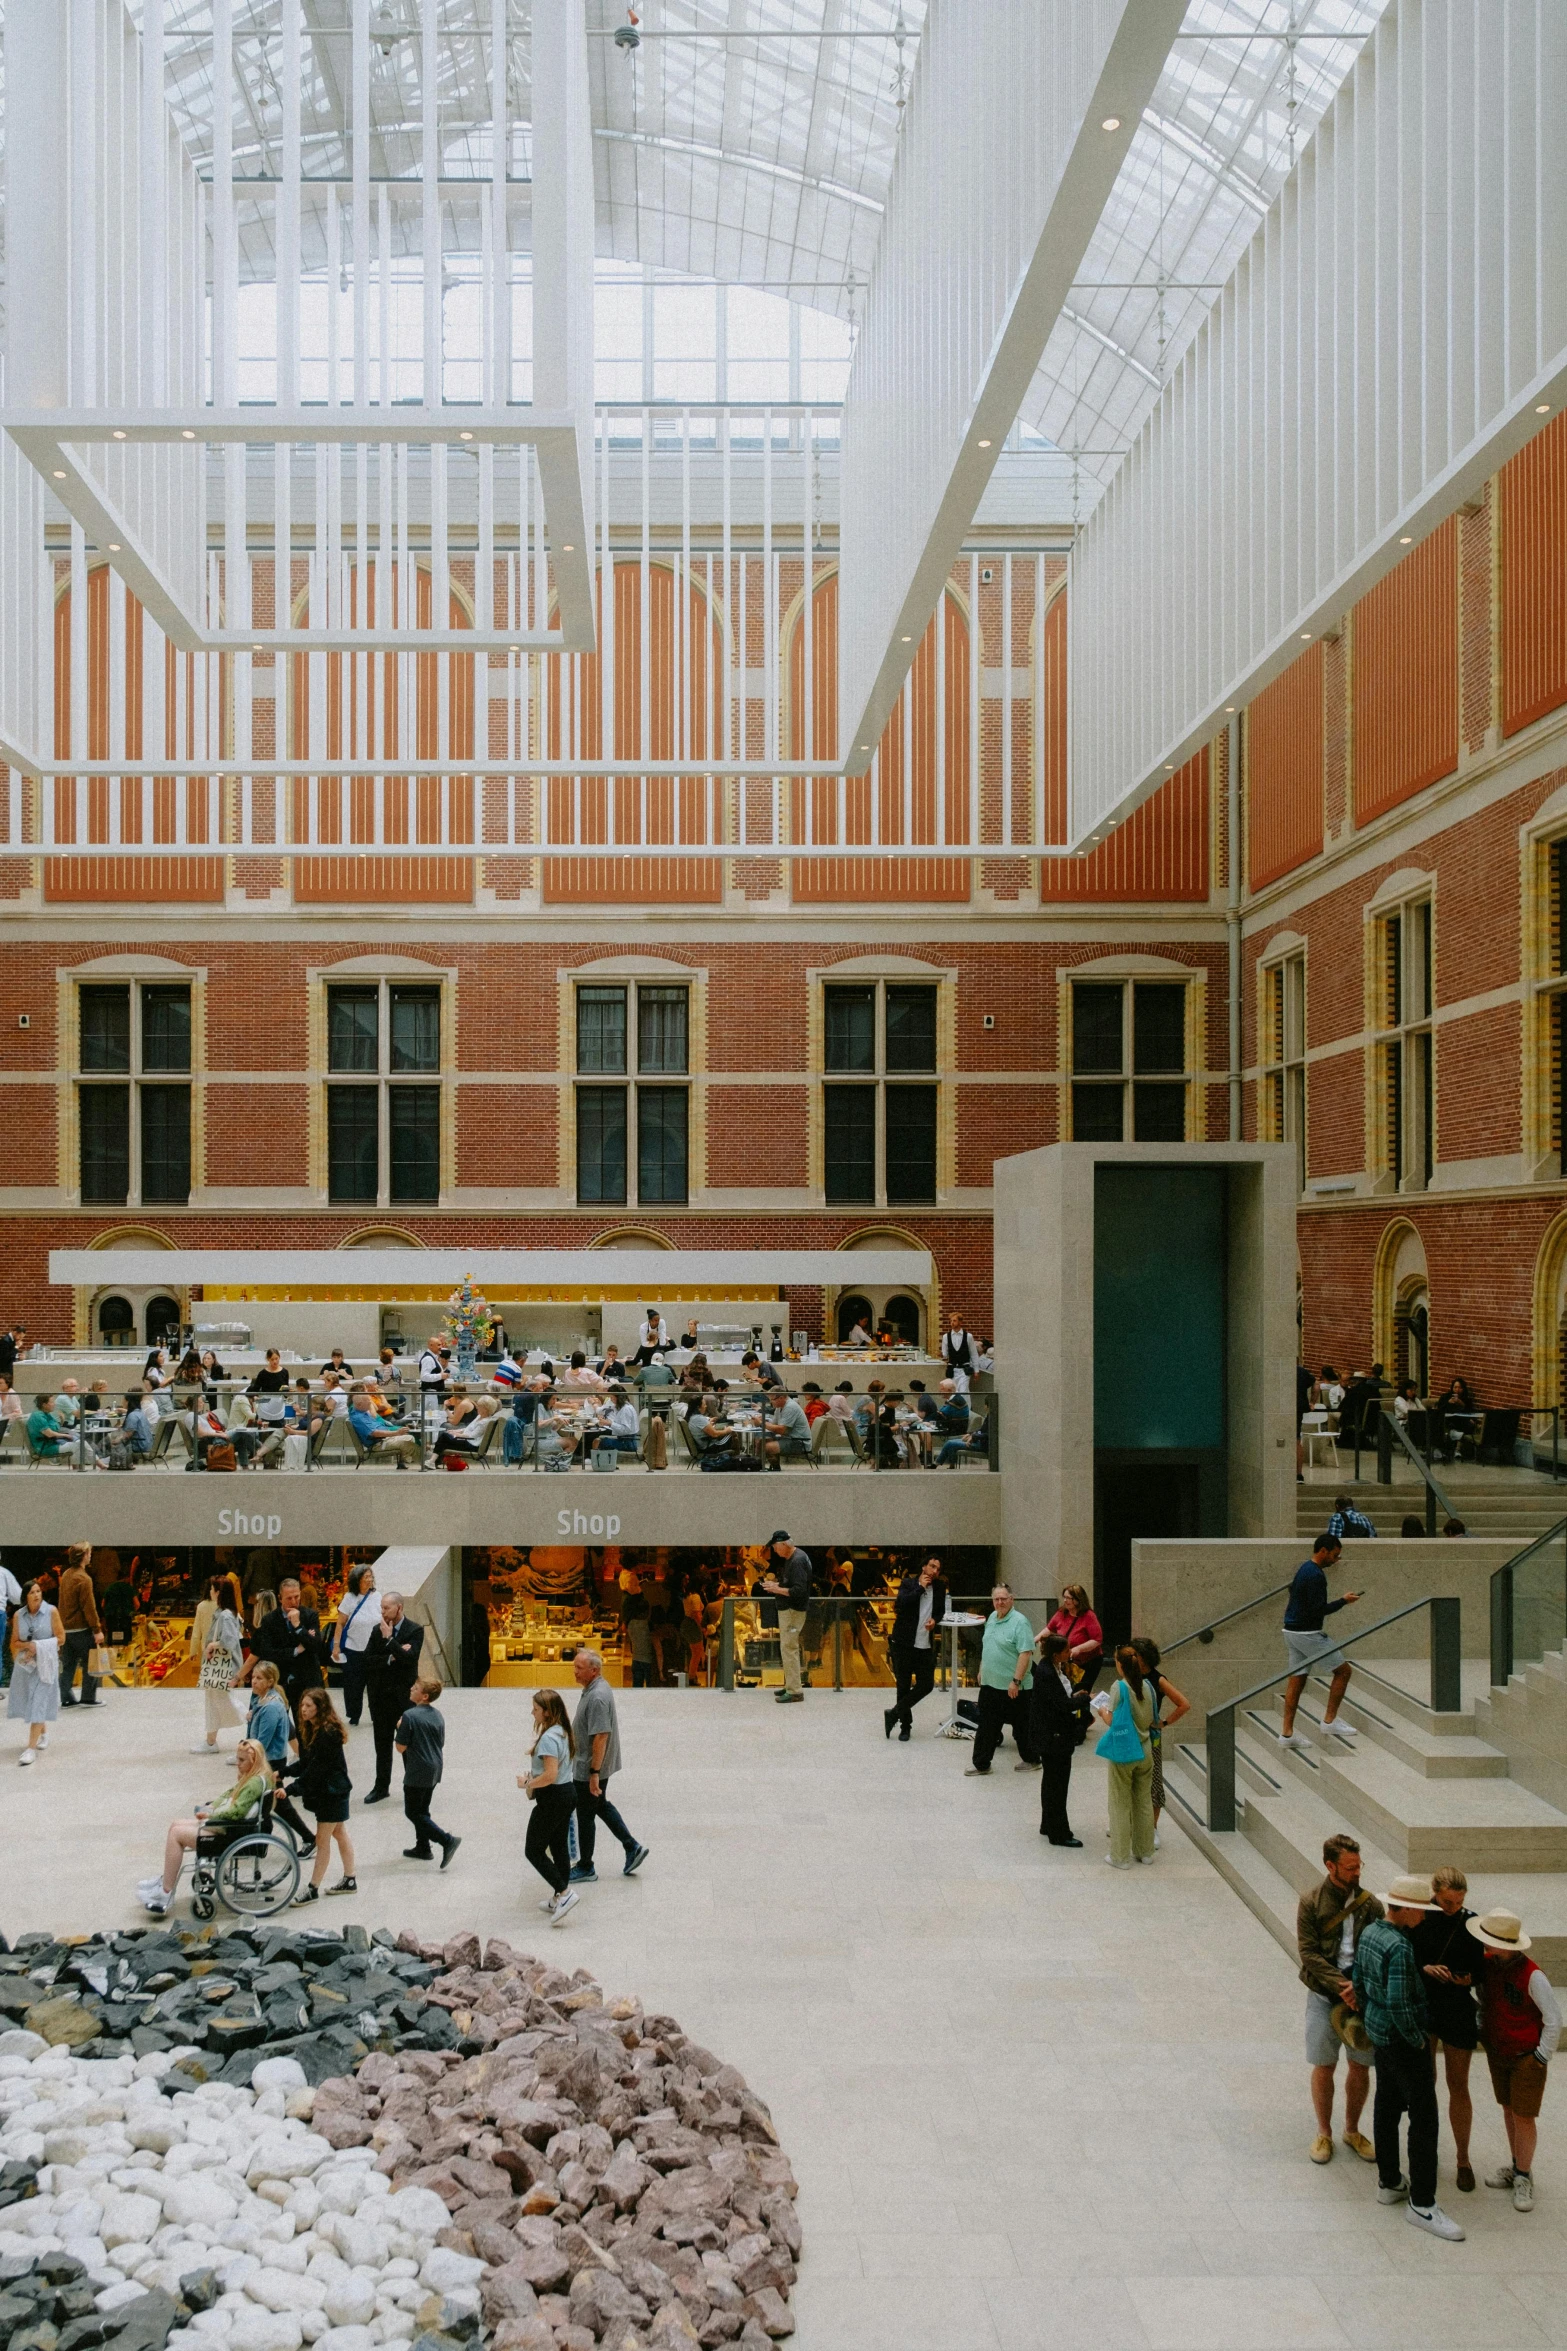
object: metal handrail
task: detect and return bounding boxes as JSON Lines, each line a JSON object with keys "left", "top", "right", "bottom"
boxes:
{"left": 1385, "top": 1413, "right": 1458, "bottom": 1532}
{"left": 713, "top": 1590, "right": 1055, "bottom": 1694}
{"left": 1164, "top": 1581, "right": 1293, "bottom": 1655}
{"left": 1489, "top": 1514, "right": 1567, "bottom": 1687}
{"left": 1204, "top": 1594, "right": 1461, "bottom": 1832}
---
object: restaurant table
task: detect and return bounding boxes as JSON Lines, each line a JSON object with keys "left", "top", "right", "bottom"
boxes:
{"left": 935, "top": 1611, "right": 986, "bottom": 1738}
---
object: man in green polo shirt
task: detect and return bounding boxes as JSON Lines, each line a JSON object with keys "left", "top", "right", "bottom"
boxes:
{"left": 965, "top": 1583, "right": 1039, "bottom": 1776}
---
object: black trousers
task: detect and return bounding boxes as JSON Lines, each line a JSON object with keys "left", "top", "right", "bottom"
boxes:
{"left": 526, "top": 1784, "right": 577, "bottom": 1894}
{"left": 340, "top": 1651, "right": 368, "bottom": 1726}
{"left": 403, "top": 1781, "right": 450, "bottom": 1854}
{"left": 1373, "top": 2037, "right": 1438, "bottom": 2208}
{"left": 889, "top": 1643, "right": 937, "bottom": 1732}
{"left": 368, "top": 1683, "right": 411, "bottom": 1795}
{"left": 1039, "top": 1751, "right": 1075, "bottom": 1840}
{"left": 59, "top": 1628, "right": 99, "bottom": 1706}
{"left": 972, "top": 1683, "right": 1037, "bottom": 1772}
{"left": 574, "top": 1777, "right": 636, "bottom": 1868}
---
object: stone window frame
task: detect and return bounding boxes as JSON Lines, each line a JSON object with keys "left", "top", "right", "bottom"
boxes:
{"left": 306, "top": 955, "right": 456, "bottom": 1209}
{"left": 1363, "top": 869, "right": 1436, "bottom": 1196}
{"left": 56, "top": 953, "right": 207, "bottom": 1213}
{"left": 1256, "top": 931, "right": 1308, "bottom": 1195}
{"left": 559, "top": 955, "right": 708, "bottom": 1210}
{"left": 805, "top": 955, "right": 955, "bottom": 1209}
{"left": 1056, "top": 953, "right": 1208, "bottom": 1144}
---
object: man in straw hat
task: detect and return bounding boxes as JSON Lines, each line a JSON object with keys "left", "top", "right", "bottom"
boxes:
{"left": 1352, "top": 1874, "right": 1466, "bottom": 2239}
{"left": 1468, "top": 1907, "right": 1562, "bottom": 2213}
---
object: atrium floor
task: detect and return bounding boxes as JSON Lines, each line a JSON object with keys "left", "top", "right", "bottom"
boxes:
{"left": 6, "top": 1685, "right": 1565, "bottom": 2350}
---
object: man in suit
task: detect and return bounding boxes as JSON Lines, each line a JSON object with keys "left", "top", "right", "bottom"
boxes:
{"left": 1031, "top": 1632, "right": 1092, "bottom": 1845}
{"left": 362, "top": 1590, "right": 425, "bottom": 1801}
{"left": 884, "top": 1555, "right": 948, "bottom": 1743}
{"left": 253, "top": 1577, "right": 326, "bottom": 1722}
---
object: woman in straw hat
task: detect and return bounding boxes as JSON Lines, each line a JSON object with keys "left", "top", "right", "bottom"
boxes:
{"left": 1468, "top": 1907, "right": 1562, "bottom": 2214}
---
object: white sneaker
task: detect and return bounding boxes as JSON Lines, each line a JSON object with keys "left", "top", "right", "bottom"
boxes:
{"left": 1513, "top": 2171, "right": 1535, "bottom": 2213}
{"left": 1280, "top": 1732, "right": 1311, "bottom": 1752}
{"left": 142, "top": 1891, "right": 171, "bottom": 1916}
{"left": 550, "top": 1888, "right": 580, "bottom": 1926}
{"left": 1324, "top": 1719, "right": 1358, "bottom": 1743}
{"left": 1152, "top": 1831, "right": 1161, "bottom": 1850}
{"left": 18, "top": 1748, "right": 36, "bottom": 1767}
{"left": 36, "top": 1732, "right": 48, "bottom": 1751}
{"left": 1104, "top": 1856, "right": 1130, "bottom": 1869}
{"left": 539, "top": 1895, "right": 558, "bottom": 1913}
{"left": 1377, "top": 2176, "right": 1410, "bottom": 2205}
{"left": 1407, "top": 2202, "right": 1464, "bottom": 2241}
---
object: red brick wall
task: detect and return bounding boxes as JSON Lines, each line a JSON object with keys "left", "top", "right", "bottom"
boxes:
{"left": 706, "top": 1086, "right": 809, "bottom": 1186}
{"left": 204, "top": 1085, "right": 310, "bottom": 1189}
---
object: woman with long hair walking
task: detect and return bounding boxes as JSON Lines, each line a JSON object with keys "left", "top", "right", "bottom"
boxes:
{"left": 287, "top": 1686, "right": 356, "bottom": 1900}
{"left": 520, "top": 1689, "right": 579, "bottom": 1925}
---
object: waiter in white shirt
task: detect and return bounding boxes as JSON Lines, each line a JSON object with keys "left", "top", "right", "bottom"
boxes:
{"left": 417, "top": 1335, "right": 450, "bottom": 1459}
{"left": 884, "top": 1556, "right": 949, "bottom": 1742}
{"left": 941, "top": 1316, "right": 978, "bottom": 1393}
{"left": 634, "top": 1308, "right": 670, "bottom": 1364}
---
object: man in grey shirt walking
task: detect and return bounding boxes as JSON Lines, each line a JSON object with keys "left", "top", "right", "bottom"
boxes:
{"left": 568, "top": 1647, "right": 651, "bottom": 1884}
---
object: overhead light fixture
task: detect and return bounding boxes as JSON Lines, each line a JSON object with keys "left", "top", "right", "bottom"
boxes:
{"left": 562, "top": 543, "right": 574, "bottom": 552}
{"left": 112, "top": 429, "right": 127, "bottom": 440}
{"left": 1300, "top": 631, "right": 1312, "bottom": 640}
{"left": 860, "top": 743, "right": 870, "bottom": 752}
{"left": 253, "top": 644, "right": 263, "bottom": 653}
{"left": 52, "top": 469, "right": 65, "bottom": 479}
{"left": 108, "top": 542, "right": 121, "bottom": 552}
{"left": 459, "top": 429, "right": 474, "bottom": 440}
{"left": 977, "top": 438, "right": 992, "bottom": 449}
{"left": 1164, "top": 762, "right": 1174, "bottom": 771}
{"left": 1101, "top": 116, "right": 1121, "bottom": 131}
{"left": 1224, "top": 705, "right": 1235, "bottom": 713}
{"left": 1399, "top": 534, "right": 1413, "bottom": 543}
{"left": 901, "top": 634, "right": 912, "bottom": 642}
{"left": 182, "top": 429, "right": 196, "bottom": 440}
{"left": 615, "top": 6, "right": 641, "bottom": 52}
{"left": 1537, "top": 402, "right": 1551, "bottom": 414}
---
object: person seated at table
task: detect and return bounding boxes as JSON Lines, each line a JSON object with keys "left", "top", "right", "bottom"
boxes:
{"left": 764, "top": 1388, "right": 811, "bottom": 1469}
{"left": 199, "top": 1348, "right": 228, "bottom": 1386}
{"left": 688, "top": 1391, "right": 738, "bottom": 1462}
{"left": 937, "top": 1408, "right": 989, "bottom": 1468}
{"left": 502, "top": 1372, "right": 548, "bottom": 1463}
{"left": 798, "top": 1382, "right": 829, "bottom": 1425}
{"left": 52, "top": 1379, "right": 83, "bottom": 1428}
{"left": 347, "top": 1385, "right": 419, "bottom": 1468}
{"left": 120, "top": 1390, "right": 158, "bottom": 1458}
{"left": 595, "top": 1343, "right": 627, "bottom": 1382}
{"left": 27, "top": 1394, "right": 69, "bottom": 1459}
{"left": 0, "top": 1377, "right": 23, "bottom": 1425}
{"left": 1313, "top": 1364, "right": 1345, "bottom": 1414}
{"left": 828, "top": 1380, "right": 858, "bottom": 1422}
{"left": 534, "top": 1389, "right": 582, "bottom": 1470}
{"left": 588, "top": 1386, "right": 641, "bottom": 1461}
{"left": 317, "top": 1372, "right": 351, "bottom": 1419}
{"left": 318, "top": 1347, "right": 353, "bottom": 1381}
{"left": 1393, "top": 1379, "right": 1421, "bottom": 1424}
{"left": 560, "top": 1350, "right": 607, "bottom": 1392}
{"left": 289, "top": 1377, "right": 327, "bottom": 1440}
{"left": 136, "top": 1737, "right": 273, "bottom": 1915}
{"left": 434, "top": 1393, "right": 485, "bottom": 1460}
{"left": 739, "top": 1351, "right": 781, "bottom": 1393}
{"left": 185, "top": 1399, "right": 231, "bottom": 1469}
{"left": 633, "top": 1353, "right": 678, "bottom": 1409}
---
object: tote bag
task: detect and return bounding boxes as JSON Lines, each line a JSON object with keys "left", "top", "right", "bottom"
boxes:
{"left": 1094, "top": 1680, "right": 1146, "bottom": 1765}
{"left": 199, "top": 1641, "right": 237, "bottom": 1693}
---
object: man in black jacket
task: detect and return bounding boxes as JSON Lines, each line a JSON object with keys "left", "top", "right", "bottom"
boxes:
{"left": 757, "top": 1531, "right": 811, "bottom": 1704}
{"left": 362, "top": 1591, "right": 425, "bottom": 1800}
{"left": 884, "top": 1555, "right": 948, "bottom": 1742}
{"left": 253, "top": 1578, "right": 326, "bottom": 1723}
{"left": 1031, "top": 1632, "right": 1091, "bottom": 1845}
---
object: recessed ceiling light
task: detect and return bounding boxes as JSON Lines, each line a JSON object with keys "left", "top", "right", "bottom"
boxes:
{"left": 52, "top": 469, "right": 65, "bottom": 479}
{"left": 182, "top": 430, "right": 196, "bottom": 439}
{"left": 253, "top": 644, "right": 263, "bottom": 653}
{"left": 1537, "top": 403, "right": 1551, "bottom": 414}
{"left": 1399, "top": 534, "right": 1413, "bottom": 543}
{"left": 1224, "top": 705, "right": 1235, "bottom": 713}
{"left": 977, "top": 438, "right": 991, "bottom": 448}
{"left": 1165, "top": 762, "right": 1174, "bottom": 771}
{"left": 1101, "top": 116, "right": 1121, "bottom": 131}
{"left": 108, "top": 542, "right": 120, "bottom": 551}
{"left": 459, "top": 430, "right": 475, "bottom": 440}
{"left": 901, "top": 634, "right": 912, "bottom": 642}
{"left": 563, "top": 543, "right": 574, "bottom": 552}
{"left": 1300, "top": 631, "right": 1312, "bottom": 640}
{"left": 860, "top": 743, "right": 870, "bottom": 751}
{"left": 112, "top": 429, "right": 127, "bottom": 440}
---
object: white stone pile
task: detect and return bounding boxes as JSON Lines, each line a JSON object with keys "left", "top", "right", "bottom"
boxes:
{"left": 0, "top": 2031, "right": 478, "bottom": 2351}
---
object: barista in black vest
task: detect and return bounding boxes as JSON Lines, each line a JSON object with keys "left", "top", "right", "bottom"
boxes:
{"left": 883, "top": 1555, "right": 948, "bottom": 1743}
{"left": 941, "top": 1316, "right": 978, "bottom": 1386}
{"left": 362, "top": 1591, "right": 425, "bottom": 1801}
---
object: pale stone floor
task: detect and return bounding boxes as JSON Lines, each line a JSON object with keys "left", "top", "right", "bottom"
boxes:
{"left": 6, "top": 1685, "right": 1567, "bottom": 2351}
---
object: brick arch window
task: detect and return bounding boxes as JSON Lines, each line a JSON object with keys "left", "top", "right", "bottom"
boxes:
{"left": 288, "top": 565, "right": 474, "bottom": 846}
{"left": 786, "top": 570, "right": 971, "bottom": 848}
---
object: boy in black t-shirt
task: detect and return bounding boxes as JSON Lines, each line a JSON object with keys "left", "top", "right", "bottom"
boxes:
{"left": 395, "top": 1677, "right": 460, "bottom": 1867}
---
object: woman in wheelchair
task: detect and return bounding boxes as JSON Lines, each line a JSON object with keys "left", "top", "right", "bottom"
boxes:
{"left": 138, "top": 1738, "right": 271, "bottom": 1914}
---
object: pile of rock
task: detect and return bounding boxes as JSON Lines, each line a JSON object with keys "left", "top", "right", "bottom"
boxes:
{"left": 0, "top": 1929, "right": 799, "bottom": 2351}
{"left": 0, "top": 1930, "right": 447, "bottom": 2085}
{"left": 320, "top": 1932, "right": 798, "bottom": 2350}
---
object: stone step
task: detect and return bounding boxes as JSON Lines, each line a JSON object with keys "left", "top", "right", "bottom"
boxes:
{"left": 1243, "top": 1703, "right": 1567, "bottom": 1872}
{"left": 1347, "top": 1654, "right": 1489, "bottom": 1729}
{"left": 1164, "top": 1740, "right": 1567, "bottom": 1982}
{"left": 1318, "top": 1682, "right": 1508, "bottom": 1778}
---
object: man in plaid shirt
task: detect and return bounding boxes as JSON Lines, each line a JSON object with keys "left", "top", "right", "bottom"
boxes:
{"left": 1353, "top": 1875, "right": 1465, "bottom": 2241}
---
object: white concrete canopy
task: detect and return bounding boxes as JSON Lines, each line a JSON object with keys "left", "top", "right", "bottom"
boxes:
{"left": 48, "top": 1247, "right": 932, "bottom": 1291}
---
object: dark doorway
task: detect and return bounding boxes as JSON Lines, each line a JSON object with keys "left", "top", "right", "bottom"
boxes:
{"left": 1094, "top": 1458, "right": 1201, "bottom": 1647}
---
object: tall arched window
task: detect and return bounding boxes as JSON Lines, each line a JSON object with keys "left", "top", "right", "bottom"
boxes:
{"left": 97, "top": 1295, "right": 135, "bottom": 1347}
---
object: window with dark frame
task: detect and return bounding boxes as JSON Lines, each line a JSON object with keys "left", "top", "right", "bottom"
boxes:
{"left": 325, "top": 977, "right": 445, "bottom": 1206}
{"left": 76, "top": 980, "right": 192, "bottom": 1208}
{"left": 821, "top": 978, "right": 939, "bottom": 1205}
{"left": 1375, "top": 898, "right": 1433, "bottom": 1190}
{"left": 1263, "top": 953, "right": 1308, "bottom": 1194}
{"left": 1068, "top": 978, "right": 1193, "bottom": 1143}
{"left": 574, "top": 980, "right": 690, "bottom": 1205}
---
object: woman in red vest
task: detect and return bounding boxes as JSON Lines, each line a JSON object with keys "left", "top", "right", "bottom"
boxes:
{"left": 1469, "top": 1908, "right": 1562, "bottom": 2213}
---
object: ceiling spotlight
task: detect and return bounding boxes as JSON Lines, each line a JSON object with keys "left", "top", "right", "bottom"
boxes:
{"left": 459, "top": 429, "right": 474, "bottom": 440}
{"left": 253, "top": 644, "right": 263, "bottom": 654}
{"left": 52, "top": 469, "right": 65, "bottom": 479}
{"left": 1101, "top": 116, "right": 1122, "bottom": 131}
{"left": 901, "top": 634, "right": 912, "bottom": 642}
{"left": 112, "top": 429, "right": 127, "bottom": 440}
{"left": 614, "top": 6, "right": 641, "bottom": 52}
{"left": 1400, "top": 533, "right": 1413, "bottom": 543}
{"left": 182, "top": 429, "right": 196, "bottom": 439}
{"left": 371, "top": 4, "right": 414, "bottom": 56}
{"left": 1300, "top": 631, "right": 1312, "bottom": 640}
{"left": 1224, "top": 705, "right": 1235, "bottom": 713}
{"left": 108, "top": 542, "right": 121, "bottom": 552}
{"left": 977, "top": 438, "right": 992, "bottom": 448}
{"left": 860, "top": 743, "right": 870, "bottom": 752}
{"left": 1537, "top": 402, "right": 1551, "bottom": 414}
{"left": 562, "top": 543, "right": 575, "bottom": 552}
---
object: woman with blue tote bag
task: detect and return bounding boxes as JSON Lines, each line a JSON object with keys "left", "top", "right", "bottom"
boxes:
{"left": 1096, "top": 1645, "right": 1156, "bottom": 1868}
{"left": 332, "top": 1563, "right": 378, "bottom": 1727}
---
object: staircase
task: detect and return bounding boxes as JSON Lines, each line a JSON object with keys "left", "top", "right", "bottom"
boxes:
{"left": 1296, "top": 1462, "right": 1567, "bottom": 1541}
{"left": 1164, "top": 1654, "right": 1567, "bottom": 1982}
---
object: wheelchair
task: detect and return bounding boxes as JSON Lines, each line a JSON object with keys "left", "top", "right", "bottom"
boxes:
{"left": 189, "top": 1788, "right": 303, "bottom": 1921}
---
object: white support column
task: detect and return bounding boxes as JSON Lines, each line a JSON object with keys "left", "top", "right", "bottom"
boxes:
{"left": 352, "top": 0, "right": 370, "bottom": 410}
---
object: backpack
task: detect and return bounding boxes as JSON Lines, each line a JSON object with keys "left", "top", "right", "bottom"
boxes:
{"left": 107, "top": 1438, "right": 136, "bottom": 1472}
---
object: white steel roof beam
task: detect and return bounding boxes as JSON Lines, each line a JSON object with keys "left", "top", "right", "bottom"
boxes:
{"left": 1066, "top": 0, "right": 1567, "bottom": 846}
{"left": 835, "top": 0, "right": 1186, "bottom": 769}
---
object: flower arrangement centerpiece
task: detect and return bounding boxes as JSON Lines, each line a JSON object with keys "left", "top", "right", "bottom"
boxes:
{"left": 443, "top": 1272, "right": 494, "bottom": 1379}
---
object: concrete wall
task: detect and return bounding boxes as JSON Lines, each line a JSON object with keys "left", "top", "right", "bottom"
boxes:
{"left": 372, "top": 1546, "right": 462, "bottom": 1685}
{"left": 994, "top": 1141, "right": 1296, "bottom": 1590}
{"left": 1132, "top": 1535, "right": 1512, "bottom": 1735}
{"left": 0, "top": 1463, "right": 1002, "bottom": 1554}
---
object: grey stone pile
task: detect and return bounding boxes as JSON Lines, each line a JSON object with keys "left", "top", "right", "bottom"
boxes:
{"left": 0, "top": 1932, "right": 448, "bottom": 2089}
{"left": 0, "top": 1933, "right": 799, "bottom": 2351}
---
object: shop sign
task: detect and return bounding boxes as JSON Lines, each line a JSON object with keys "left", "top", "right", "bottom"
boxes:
{"left": 217, "top": 1509, "right": 284, "bottom": 1538}
{"left": 556, "top": 1509, "right": 621, "bottom": 1539}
